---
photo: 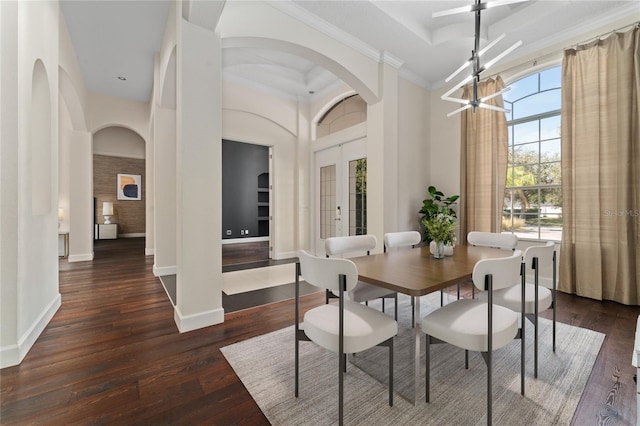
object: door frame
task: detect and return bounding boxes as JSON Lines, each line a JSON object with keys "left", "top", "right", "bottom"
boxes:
{"left": 311, "top": 124, "right": 367, "bottom": 256}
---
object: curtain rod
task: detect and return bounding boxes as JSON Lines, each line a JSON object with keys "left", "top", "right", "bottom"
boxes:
{"left": 483, "top": 21, "right": 639, "bottom": 81}
{"left": 568, "top": 21, "right": 639, "bottom": 50}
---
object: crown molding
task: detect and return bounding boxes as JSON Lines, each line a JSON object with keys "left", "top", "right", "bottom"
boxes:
{"left": 381, "top": 51, "right": 404, "bottom": 69}
{"left": 267, "top": 0, "right": 382, "bottom": 64}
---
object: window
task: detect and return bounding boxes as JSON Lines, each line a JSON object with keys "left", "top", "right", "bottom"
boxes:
{"left": 502, "top": 66, "right": 562, "bottom": 241}
{"left": 349, "top": 158, "right": 366, "bottom": 236}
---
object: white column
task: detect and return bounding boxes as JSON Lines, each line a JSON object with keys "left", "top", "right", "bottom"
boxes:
{"left": 174, "top": 18, "right": 223, "bottom": 331}
{"left": 366, "top": 62, "right": 399, "bottom": 250}
{"left": 145, "top": 118, "right": 155, "bottom": 256}
{"left": 153, "top": 106, "right": 177, "bottom": 276}
{"left": 68, "top": 130, "right": 94, "bottom": 262}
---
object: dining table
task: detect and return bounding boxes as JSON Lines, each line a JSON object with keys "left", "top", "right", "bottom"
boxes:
{"left": 349, "top": 244, "right": 511, "bottom": 404}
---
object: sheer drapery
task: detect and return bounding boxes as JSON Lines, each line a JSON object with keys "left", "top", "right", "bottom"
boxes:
{"left": 459, "top": 77, "right": 509, "bottom": 244}
{"left": 560, "top": 25, "right": 639, "bottom": 305}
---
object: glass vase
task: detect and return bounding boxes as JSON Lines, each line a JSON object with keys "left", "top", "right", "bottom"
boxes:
{"left": 433, "top": 241, "right": 445, "bottom": 259}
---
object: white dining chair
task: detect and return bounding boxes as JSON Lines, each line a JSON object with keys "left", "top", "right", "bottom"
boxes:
{"left": 481, "top": 241, "right": 556, "bottom": 378}
{"left": 294, "top": 250, "right": 397, "bottom": 426}
{"left": 384, "top": 231, "right": 421, "bottom": 325}
{"left": 421, "top": 250, "right": 523, "bottom": 425}
{"left": 325, "top": 235, "right": 399, "bottom": 320}
{"left": 466, "top": 231, "right": 518, "bottom": 299}
{"left": 467, "top": 231, "right": 518, "bottom": 251}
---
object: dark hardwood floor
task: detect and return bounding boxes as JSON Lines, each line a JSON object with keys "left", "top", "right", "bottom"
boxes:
{"left": 0, "top": 238, "right": 637, "bottom": 425}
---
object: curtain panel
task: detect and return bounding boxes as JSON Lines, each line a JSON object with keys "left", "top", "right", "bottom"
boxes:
{"left": 459, "top": 77, "right": 509, "bottom": 244}
{"left": 560, "top": 25, "right": 640, "bottom": 305}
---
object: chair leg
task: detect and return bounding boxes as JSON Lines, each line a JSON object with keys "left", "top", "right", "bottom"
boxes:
{"left": 521, "top": 271, "right": 526, "bottom": 396}
{"left": 295, "top": 334, "right": 299, "bottom": 398}
{"left": 465, "top": 349, "right": 469, "bottom": 369}
{"left": 552, "top": 299, "right": 557, "bottom": 353}
{"left": 389, "top": 339, "right": 394, "bottom": 406}
{"left": 339, "top": 350, "right": 344, "bottom": 426}
{"left": 425, "top": 334, "right": 431, "bottom": 403}
{"left": 411, "top": 297, "right": 415, "bottom": 328}
{"left": 487, "top": 349, "right": 492, "bottom": 426}
{"left": 440, "top": 289, "right": 444, "bottom": 307}
{"left": 394, "top": 293, "right": 398, "bottom": 322}
{"left": 382, "top": 298, "right": 385, "bottom": 313}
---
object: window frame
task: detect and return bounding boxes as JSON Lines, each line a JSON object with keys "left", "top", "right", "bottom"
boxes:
{"left": 502, "top": 66, "right": 563, "bottom": 242}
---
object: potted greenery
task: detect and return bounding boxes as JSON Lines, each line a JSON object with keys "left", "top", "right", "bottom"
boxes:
{"left": 419, "top": 186, "right": 459, "bottom": 257}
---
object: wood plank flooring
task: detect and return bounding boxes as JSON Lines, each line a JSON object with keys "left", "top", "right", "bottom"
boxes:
{"left": 1, "top": 238, "right": 638, "bottom": 425}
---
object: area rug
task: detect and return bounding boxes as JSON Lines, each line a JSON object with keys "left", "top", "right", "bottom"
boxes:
{"left": 221, "top": 293, "right": 605, "bottom": 425}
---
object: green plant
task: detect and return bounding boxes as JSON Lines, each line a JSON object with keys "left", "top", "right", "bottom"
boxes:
{"left": 423, "top": 213, "right": 456, "bottom": 245}
{"left": 419, "top": 186, "right": 459, "bottom": 243}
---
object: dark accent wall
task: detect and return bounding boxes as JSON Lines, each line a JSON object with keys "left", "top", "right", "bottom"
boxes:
{"left": 222, "top": 140, "right": 269, "bottom": 239}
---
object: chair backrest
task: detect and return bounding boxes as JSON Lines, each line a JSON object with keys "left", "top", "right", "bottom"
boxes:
{"left": 523, "top": 241, "right": 556, "bottom": 288}
{"left": 298, "top": 250, "right": 358, "bottom": 292}
{"left": 325, "top": 234, "right": 377, "bottom": 257}
{"left": 383, "top": 231, "right": 421, "bottom": 250}
{"left": 467, "top": 231, "right": 517, "bottom": 251}
{"left": 472, "top": 250, "right": 523, "bottom": 292}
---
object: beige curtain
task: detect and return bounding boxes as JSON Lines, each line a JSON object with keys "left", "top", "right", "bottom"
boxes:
{"left": 459, "top": 77, "right": 509, "bottom": 244}
{"left": 560, "top": 26, "right": 640, "bottom": 305}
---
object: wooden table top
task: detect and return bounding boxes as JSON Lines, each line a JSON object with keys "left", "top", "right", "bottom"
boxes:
{"left": 350, "top": 245, "right": 510, "bottom": 297}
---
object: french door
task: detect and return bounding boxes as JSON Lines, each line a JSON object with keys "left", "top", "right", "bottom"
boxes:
{"left": 314, "top": 138, "right": 367, "bottom": 256}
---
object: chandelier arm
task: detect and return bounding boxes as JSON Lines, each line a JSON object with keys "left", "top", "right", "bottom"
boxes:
{"left": 442, "top": 96, "right": 472, "bottom": 105}
{"left": 441, "top": 74, "right": 473, "bottom": 99}
{"left": 447, "top": 104, "right": 473, "bottom": 117}
{"left": 480, "top": 87, "right": 511, "bottom": 102}
{"left": 477, "top": 102, "right": 510, "bottom": 113}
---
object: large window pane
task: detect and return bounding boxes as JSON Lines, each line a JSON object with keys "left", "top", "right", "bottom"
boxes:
{"left": 504, "top": 73, "right": 538, "bottom": 102}
{"left": 513, "top": 121, "right": 539, "bottom": 144}
{"left": 539, "top": 162, "right": 561, "bottom": 185}
{"left": 540, "top": 139, "right": 561, "bottom": 161}
{"left": 540, "top": 67, "right": 561, "bottom": 91}
{"left": 540, "top": 115, "right": 561, "bottom": 140}
{"left": 512, "top": 89, "right": 561, "bottom": 120}
{"left": 502, "top": 66, "right": 562, "bottom": 241}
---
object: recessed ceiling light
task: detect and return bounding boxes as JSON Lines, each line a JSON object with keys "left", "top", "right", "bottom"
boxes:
{"left": 117, "top": 76, "right": 126, "bottom": 81}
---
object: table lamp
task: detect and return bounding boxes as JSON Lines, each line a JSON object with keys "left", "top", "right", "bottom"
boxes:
{"left": 103, "top": 202, "right": 113, "bottom": 224}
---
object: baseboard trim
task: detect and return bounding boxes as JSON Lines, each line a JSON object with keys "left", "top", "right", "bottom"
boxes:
{"left": 119, "top": 233, "right": 145, "bottom": 238}
{"left": 68, "top": 253, "right": 94, "bottom": 262}
{"left": 153, "top": 264, "right": 177, "bottom": 277}
{"left": 174, "top": 306, "right": 224, "bottom": 333}
{"left": 275, "top": 251, "right": 297, "bottom": 260}
{"left": 145, "top": 248, "right": 155, "bottom": 256}
{"left": 222, "top": 237, "right": 269, "bottom": 245}
{"left": 1, "top": 293, "right": 61, "bottom": 368}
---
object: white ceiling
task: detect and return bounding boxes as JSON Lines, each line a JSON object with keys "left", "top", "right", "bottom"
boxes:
{"left": 60, "top": 0, "right": 639, "bottom": 104}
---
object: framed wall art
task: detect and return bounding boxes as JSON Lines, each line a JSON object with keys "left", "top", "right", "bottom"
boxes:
{"left": 117, "top": 173, "right": 142, "bottom": 200}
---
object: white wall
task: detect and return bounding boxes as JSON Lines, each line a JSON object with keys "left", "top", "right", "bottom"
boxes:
{"left": 93, "top": 126, "right": 146, "bottom": 159}
{"left": 1, "top": 0, "right": 61, "bottom": 368}
{"left": 397, "top": 77, "right": 430, "bottom": 233}
{"left": 87, "top": 92, "right": 149, "bottom": 137}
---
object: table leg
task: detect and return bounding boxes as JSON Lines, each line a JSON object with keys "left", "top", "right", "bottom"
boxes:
{"left": 413, "top": 295, "right": 421, "bottom": 405}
